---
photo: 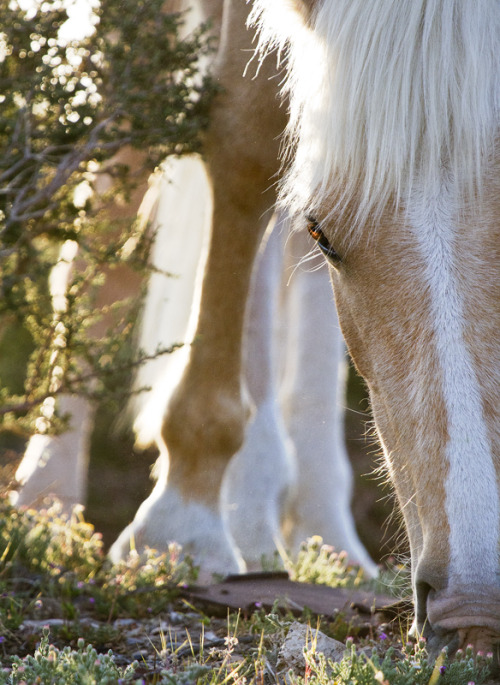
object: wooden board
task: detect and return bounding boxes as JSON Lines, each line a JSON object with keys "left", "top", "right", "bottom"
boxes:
{"left": 181, "top": 572, "right": 404, "bottom": 627}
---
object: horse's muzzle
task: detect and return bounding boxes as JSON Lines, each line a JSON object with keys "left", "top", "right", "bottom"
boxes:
{"left": 422, "top": 584, "right": 500, "bottom": 671}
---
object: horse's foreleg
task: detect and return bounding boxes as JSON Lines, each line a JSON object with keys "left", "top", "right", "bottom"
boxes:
{"left": 222, "top": 216, "right": 297, "bottom": 570}
{"left": 13, "top": 147, "right": 150, "bottom": 513}
{"left": 109, "top": 3, "right": 286, "bottom": 578}
{"left": 110, "top": 164, "right": 279, "bottom": 577}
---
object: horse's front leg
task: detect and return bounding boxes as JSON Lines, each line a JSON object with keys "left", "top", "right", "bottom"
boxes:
{"left": 221, "top": 215, "right": 297, "bottom": 571}
{"left": 109, "top": 4, "right": 286, "bottom": 579}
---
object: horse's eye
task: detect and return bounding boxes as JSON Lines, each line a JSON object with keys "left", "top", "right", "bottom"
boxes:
{"left": 306, "top": 215, "right": 341, "bottom": 265}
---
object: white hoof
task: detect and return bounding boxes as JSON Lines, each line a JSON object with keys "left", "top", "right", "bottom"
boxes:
{"left": 108, "top": 482, "right": 244, "bottom": 583}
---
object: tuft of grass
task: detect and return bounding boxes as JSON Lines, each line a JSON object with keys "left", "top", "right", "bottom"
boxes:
{"left": 288, "top": 535, "right": 367, "bottom": 588}
{"left": 296, "top": 637, "right": 493, "bottom": 685}
{"left": 0, "top": 497, "right": 197, "bottom": 632}
{"left": 0, "top": 627, "right": 138, "bottom": 684}
{"left": 286, "top": 535, "right": 410, "bottom": 600}
{"left": 95, "top": 545, "right": 198, "bottom": 620}
{"left": 0, "top": 501, "right": 103, "bottom": 581}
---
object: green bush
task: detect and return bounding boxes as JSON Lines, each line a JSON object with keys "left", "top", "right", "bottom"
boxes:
{"left": 0, "top": 0, "right": 216, "bottom": 434}
{"left": 2, "top": 629, "right": 138, "bottom": 684}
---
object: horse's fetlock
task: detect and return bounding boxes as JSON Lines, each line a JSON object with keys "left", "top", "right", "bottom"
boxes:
{"left": 162, "top": 392, "right": 247, "bottom": 461}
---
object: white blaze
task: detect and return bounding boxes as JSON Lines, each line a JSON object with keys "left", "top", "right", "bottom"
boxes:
{"left": 408, "top": 180, "right": 499, "bottom": 586}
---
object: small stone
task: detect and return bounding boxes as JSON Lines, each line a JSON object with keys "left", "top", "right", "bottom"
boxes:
{"left": 168, "top": 611, "right": 185, "bottom": 625}
{"left": 126, "top": 637, "right": 146, "bottom": 647}
{"left": 277, "top": 621, "right": 345, "bottom": 676}
{"left": 151, "top": 621, "right": 171, "bottom": 634}
{"left": 132, "top": 649, "right": 149, "bottom": 660}
{"left": 114, "top": 618, "right": 136, "bottom": 628}
{"left": 20, "top": 619, "right": 66, "bottom": 630}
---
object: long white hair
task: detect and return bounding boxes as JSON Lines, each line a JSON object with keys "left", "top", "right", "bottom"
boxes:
{"left": 250, "top": 0, "right": 500, "bottom": 228}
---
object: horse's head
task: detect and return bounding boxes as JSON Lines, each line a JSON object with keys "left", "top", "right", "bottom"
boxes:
{"left": 252, "top": 0, "right": 500, "bottom": 660}
{"left": 307, "top": 174, "right": 500, "bottom": 658}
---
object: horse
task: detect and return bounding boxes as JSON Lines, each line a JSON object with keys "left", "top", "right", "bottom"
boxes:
{"left": 12, "top": 88, "right": 376, "bottom": 581}
{"left": 12, "top": 0, "right": 500, "bottom": 660}
{"left": 12, "top": 159, "right": 375, "bottom": 576}
{"left": 250, "top": 0, "right": 500, "bottom": 661}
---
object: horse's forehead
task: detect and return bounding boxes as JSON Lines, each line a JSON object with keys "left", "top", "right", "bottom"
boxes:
{"left": 266, "top": 0, "right": 500, "bottom": 230}
{"left": 313, "top": 141, "right": 500, "bottom": 255}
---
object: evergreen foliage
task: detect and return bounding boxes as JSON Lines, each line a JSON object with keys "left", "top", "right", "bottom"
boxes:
{"left": 0, "top": 0, "right": 216, "bottom": 432}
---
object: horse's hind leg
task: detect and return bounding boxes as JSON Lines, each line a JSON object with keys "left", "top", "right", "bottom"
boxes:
{"left": 221, "top": 215, "right": 297, "bottom": 570}
{"left": 280, "top": 229, "right": 378, "bottom": 577}
{"left": 11, "top": 0, "right": 211, "bottom": 514}
{"left": 12, "top": 147, "right": 150, "bottom": 512}
{"left": 109, "top": 1, "right": 286, "bottom": 579}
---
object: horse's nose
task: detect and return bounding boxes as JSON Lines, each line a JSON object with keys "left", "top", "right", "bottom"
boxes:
{"left": 415, "top": 568, "right": 500, "bottom": 664}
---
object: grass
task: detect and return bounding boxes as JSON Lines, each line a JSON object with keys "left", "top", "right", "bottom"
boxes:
{"left": 0, "top": 498, "right": 493, "bottom": 684}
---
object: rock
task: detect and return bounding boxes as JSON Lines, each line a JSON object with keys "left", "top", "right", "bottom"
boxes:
{"left": 114, "top": 618, "right": 136, "bottom": 628}
{"left": 277, "top": 621, "right": 346, "bottom": 678}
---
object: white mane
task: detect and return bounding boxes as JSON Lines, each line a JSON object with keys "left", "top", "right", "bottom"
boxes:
{"left": 250, "top": 0, "right": 500, "bottom": 227}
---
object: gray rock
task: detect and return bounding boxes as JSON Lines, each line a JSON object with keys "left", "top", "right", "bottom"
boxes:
{"left": 277, "top": 621, "right": 346, "bottom": 678}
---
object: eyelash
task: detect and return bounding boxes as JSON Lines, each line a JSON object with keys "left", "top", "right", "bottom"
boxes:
{"left": 305, "top": 215, "right": 342, "bottom": 265}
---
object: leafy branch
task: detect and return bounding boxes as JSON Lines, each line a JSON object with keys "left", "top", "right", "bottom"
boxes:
{"left": 0, "top": 0, "right": 217, "bottom": 433}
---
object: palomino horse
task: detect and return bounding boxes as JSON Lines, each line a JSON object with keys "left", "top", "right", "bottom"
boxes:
{"left": 13, "top": 0, "right": 500, "bottom": 660}
{"left": 13, "top": 0, "right": 377, "bottom": 577}
{"left": 250, "top": 0, "right": 500, "bottom": 660}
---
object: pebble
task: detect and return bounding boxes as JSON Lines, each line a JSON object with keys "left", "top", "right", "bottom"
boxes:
{"left": 277, "top": 621, "right": 346, "bottom": 676}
